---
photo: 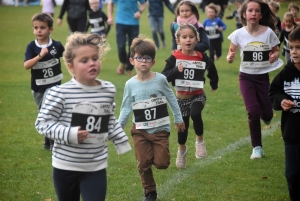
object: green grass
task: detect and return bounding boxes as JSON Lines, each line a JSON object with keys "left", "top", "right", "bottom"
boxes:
{"left": 0, "top": 3, "right": 290, "bottom": 201}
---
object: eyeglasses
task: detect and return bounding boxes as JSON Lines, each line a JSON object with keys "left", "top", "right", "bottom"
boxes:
{"left": 132, "top": 56, "right": 153, "bottom": 63}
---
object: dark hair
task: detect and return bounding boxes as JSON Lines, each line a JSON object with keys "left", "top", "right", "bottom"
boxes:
{"left": 240, "top": 0, "right": 277, "bottom": 32}
{"left": 288, "top": 26, "right": 300, "bottom": 42}
{"left": 176, "top": 0, "right": 199, "bottom": 20}
{"left": 175, "top": 23, "right": 200, "bottom": 41}
{"left": 130, "top": 35, "right": 156, "bottom": 59}
{"left": 31, "top": 13, "right": 53, "bottom": 28}
{"left": 206, "top": 3, "right": 221, "bottom": 15}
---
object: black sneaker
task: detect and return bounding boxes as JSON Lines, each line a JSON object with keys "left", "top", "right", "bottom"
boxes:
{"left": 144, "top": 191, "right": 157, "bottom": 201}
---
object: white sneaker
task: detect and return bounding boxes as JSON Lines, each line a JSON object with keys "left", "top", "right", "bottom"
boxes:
{"left": 176, "top": 146, "right": 188, "bottom": 169}
{"left": 250, "top": 146, "right": 264, "bottom": 159}
{"left": 195, "top": 141, "right": 207, "bottom": 158}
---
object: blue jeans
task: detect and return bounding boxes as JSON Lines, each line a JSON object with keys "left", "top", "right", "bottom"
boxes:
{"left": 116, "top": 23, "right": 139, "bottom": 71}
{"left": 285, "top": 144, "right": 300, "bottom": 201}
{"left": 148, "top": 16, "right": 165, "bottom": 48}
{"left": 53, "top": 168, "right": 107, "bottom": 201}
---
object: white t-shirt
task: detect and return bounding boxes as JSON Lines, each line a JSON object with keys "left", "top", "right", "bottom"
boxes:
{"left": 228, "top": 27, "right": 283, "bottom": 74}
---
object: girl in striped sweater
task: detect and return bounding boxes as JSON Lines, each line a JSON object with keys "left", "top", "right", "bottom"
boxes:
{"left": 35, "top": 33, "right": 131, "bottom": 201}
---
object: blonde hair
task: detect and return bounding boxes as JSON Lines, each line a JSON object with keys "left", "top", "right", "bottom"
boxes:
{"left": 175, "top": 23, "right": 200, "bottom": 42}
{"left": 63, "top": 33, "right": 110, "bottom": 75}
{"left": 269, "top": 1, "right": 280, "bottom": 13}
{"left": 283, "top": 12, "right": 298, "bottom": 27}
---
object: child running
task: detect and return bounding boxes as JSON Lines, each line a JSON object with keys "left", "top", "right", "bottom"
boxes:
{"left": 118, "top": 35, "right": 185, "bottom": 201}
{"left": 203, "top": 3, "right": 227, "bottom": 62}
{"left": 269, "top": 26, "right": 300, "bottom": 201}
{"left": 85, "top": 0, "right": 110, "bottom": 38}
{"left": 280, "top": 12, "right": 298, "bottom": 63}
{"left": 171, "top": 0, "right": 209, "bottom": 53}
{"left": 226, "top": 0, "right": 243, "bottom": 30}
{"left": 227, "top": 0, "right": 283, "bottom": 159}
{"left": 35, "top": 33, "right": 131, "bottom": 201}
{"left": 162, "top": 23, "right": 219, "bottom": 169}
{"left": 24, "top": 13, "right": 64, "bottom": 151}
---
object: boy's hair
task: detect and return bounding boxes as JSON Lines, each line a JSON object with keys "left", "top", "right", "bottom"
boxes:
{"left": 31, "top": 13, "right": 53, "bottom": 28}
{"left": 288, "top": 3, "right": 299, "bottom": 12}
{"left": 63, "top": 33, "right": 110, "bottom": 75}
{"left": 176, "top": 0, "right": 200, "bottom": 21}
{"left": 206, "top": 3, "right": 221, "bottom": 15}
{"left": 269, "top": 1, "right": 280, "bottom": 13}
{"left": 288, "top": 26, "right": 300, "bottom": 42}
{"left": 283, "top": 12, "right": 298, "bottom": 27}
{"left": 240, "top": 0, "right": 277, "bottom": 32}
{"left": 175, "top": 23, "right": 200, "bottom": 42}
{"left": 130, "top": 35, "right": 156, "bottom": 60}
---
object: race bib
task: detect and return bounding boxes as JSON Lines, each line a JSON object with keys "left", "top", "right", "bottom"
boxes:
{"left": 32, "top": 58, "right": 63, "bottom": 85}
{"left": 241, "top": 43, "right": 271, "bottom": 68}
{"left": 71, "top": 102, "right": 113, "bottom": 144}
{"left": 132, "top": 96, "right": 170, "bottom": 129}
{"left": 175, "top": 59, "right": 205, "bottom": 88}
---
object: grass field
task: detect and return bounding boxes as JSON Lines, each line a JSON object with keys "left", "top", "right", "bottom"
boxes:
{"left": 0, "top": 2, "right": 291, "bottom": 201}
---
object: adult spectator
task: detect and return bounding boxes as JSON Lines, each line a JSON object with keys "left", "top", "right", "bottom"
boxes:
{"left": 107, "top": 0, "right": 147, "bottom": 76}
{"left": 57, "top": 0, "right": 90, "bottom": 33}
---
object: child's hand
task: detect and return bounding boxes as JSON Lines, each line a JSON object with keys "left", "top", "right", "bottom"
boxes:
{"left": 178, "top": 63, "right": 184, "bottom": 72}
{"left": 269, "top": 51, "right": 278, "bottom": 63}
{"left": 77, "top": 127, "right": 89, "bottom": 143}
{"left": 40, "top": 47, "right": 48, "bottom": 58}
{"left": 218, "top": 27, "right": 223, "bottom": 32}
{"left": 175, "top": 122, "right": 185, "bottom": 132}
{"left": 211, "top": 88, "right": 215, "bottom": 92}
{"left": 227, "top": 48, "right": 235, "bottom": 63}
{"left": 281, "top": 99, "right": 295, "bottom": 111}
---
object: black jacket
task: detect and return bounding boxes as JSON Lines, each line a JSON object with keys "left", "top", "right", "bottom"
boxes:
{"left": 269, "top": 60, "right": 300, "bottom": 144}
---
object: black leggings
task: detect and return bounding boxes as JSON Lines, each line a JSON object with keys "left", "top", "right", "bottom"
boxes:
{"left": 67, "top": 16, "right": 87, "bottom": 33}
{"left": 178, "top": 99, "right": 205, "bottom": 145}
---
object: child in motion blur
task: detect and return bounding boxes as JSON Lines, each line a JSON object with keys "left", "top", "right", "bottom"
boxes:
{"left": 147, "top": 0, "right": 175, "bottom": 49}
{"left": 24, "top": 13, "right": 64, "bottom": 151}
{"left": 227, "top": 0, "right": 283, "bottom": 159}
{"left": 171, "top": 0, "right": 210, "bottom": 53}
{"left": 226, "top": 0, "right": 243, "bottom": 30}
{"left": 269, "top": 27, "right": 300, "bottom": 201}
{"left": 268, "top": 1, "right": 281, "bottom": 36}
{"left": 41, "top": 0, "right": 56, "bottom": 17}
{"left": 118, "top": 35, "right": 185, "bottom": 201}
{"left": 282, "top": 3, "right": 300, "bottom": 30}
{"left": 280, "top": 12, "right": 297, "bottom": 63}
{"left": 35, "top": 33, "right": 131, "bottom": 201}
{"left": 86, "top": 0, "right": 111, "bottom": 38}
{"left": 162, "top": 23, "right": 219, "bottom": 169}
{"left": 203, "top": 3, "right": 227, "bottom": 62}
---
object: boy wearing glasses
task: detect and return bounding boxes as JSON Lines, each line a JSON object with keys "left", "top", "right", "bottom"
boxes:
{"left": 118, "top": 35, "right": 185, "bottom": 201}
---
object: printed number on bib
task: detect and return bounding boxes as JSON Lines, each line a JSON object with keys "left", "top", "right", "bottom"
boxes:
{"left": 184, "top": 69, "right": 195, "bottom": 79}
{"left": 86, "top": 116, "right": 102, "bottom": 132}
{"left": 132, "top": 97, "right": 170, "bottom": 129}
{"left": 42, "top": 68, "right": 54, "bottom": 78}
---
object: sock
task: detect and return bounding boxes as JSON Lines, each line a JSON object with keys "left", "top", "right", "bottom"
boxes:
{"left": 196, "top": 140, "right": 204, "bottom": 144}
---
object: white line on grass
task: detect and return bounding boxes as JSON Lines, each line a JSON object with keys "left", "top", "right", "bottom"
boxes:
{"left": 153, "top": 121, "right": 281, "bottom": 199}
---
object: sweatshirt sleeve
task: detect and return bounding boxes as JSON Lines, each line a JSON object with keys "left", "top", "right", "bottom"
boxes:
{"left": 162, "top": 55, "right": 180, "bottom": 83}
{"left": 194, "top": 26, "right": 210, "bottom": 53}
{"left": 269, "top": 70, "right": 291, "bottom": 111}
{"left": 160, "top": 75, "right": 183, "bottom": 124}
{"left": 107, "top": 109, "right": 131, "bottom": 155}
{"left": 58, "top": 0, "right": 69, "bottom": 19}
{"left": 204, "top": 53, "right": 219, "bottom": 90}
{"left": 118, "top": 81, "right": 133, "bottom": 129}
{"left": 35, "top": 86, "right": 79, "bottom": 145}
